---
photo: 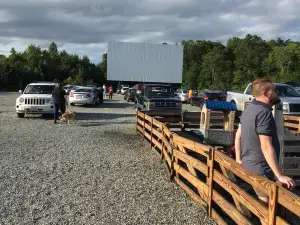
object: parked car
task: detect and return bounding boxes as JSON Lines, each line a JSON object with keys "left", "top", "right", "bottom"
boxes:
{"left": 174, "top": 89, "right": 189, "bottom": 102}
{"left": 135, "top": 84, "right": 182, "bottom": 116}
{"left": 190, "top": 90, "right": 227, "bottom": 110}
{"left": 69, "top": 87, "right": 99, "bottom": 106}
{"left": 16, "top": 82, "right": 56, "bottom": 118}
{"left": 69, "top": 86, "right": 83, "bottom": 93}
{"left": 124, "top": 88, "right": 137, "bottom": 102}
{"left": 227, "top": 83, "right": 300, "bottom": 115}
{"left": 63, "top": 85, "right": 75, "bottom": 94}
{"left": 284, "top": 82, "right": 300, "bottom": 94}
{"left": 121, "top": 87, "right": 129, "bottom": 95}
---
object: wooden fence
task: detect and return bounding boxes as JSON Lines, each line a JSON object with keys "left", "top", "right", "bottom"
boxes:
{"left": 283, "top": 115, "right": 300, "bottom": 134}
{"left": 136, "top": 111, "right": 300, "bottom": 225}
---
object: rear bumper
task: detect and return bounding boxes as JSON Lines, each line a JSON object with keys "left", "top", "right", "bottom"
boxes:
{"left": 69, "top": 97, "right": 93, "bottom": 105}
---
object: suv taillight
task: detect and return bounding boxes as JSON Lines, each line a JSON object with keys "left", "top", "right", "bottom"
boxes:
{"left": 69, "top": 92, "right": 73, "bottom": 97}
{"left": 204, "top": 96, "right": 209, "bottom": 100}
{"left": 87, "top": 93, "right": 91, "bottom": 97}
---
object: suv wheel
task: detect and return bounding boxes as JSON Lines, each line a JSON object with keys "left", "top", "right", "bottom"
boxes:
{"left": 17, "top": 113, "right": 25, "bottom": 118}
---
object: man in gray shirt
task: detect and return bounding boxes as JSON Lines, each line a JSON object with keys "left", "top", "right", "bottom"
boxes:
{"left": 236, "top": 78, "right": 295, "bottom": 204}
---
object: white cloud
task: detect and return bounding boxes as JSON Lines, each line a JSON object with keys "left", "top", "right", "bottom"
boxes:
{"left": 0, "top": 0, "right": 299, "bottom": 63}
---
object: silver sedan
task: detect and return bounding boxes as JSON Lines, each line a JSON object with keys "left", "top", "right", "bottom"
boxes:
{"left": 69, "top": 87, "right": 99, "bottom": 106}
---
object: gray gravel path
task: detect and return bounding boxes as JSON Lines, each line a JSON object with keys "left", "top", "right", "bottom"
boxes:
{"left": 0, "top": 93, "right": 215, "bottom": 225}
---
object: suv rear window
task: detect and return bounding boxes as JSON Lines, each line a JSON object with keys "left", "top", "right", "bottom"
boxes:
{"left": 75, "top": 88, "right": 92, "bottom": 93}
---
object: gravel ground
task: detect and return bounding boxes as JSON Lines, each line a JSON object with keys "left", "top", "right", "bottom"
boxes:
{"left": 0, "top": 93, "right": 215, "bottom": 225}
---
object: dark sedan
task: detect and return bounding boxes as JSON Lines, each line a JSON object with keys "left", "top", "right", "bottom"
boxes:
{"left": 190, "top": 90, "right": 227, "bottom": 109}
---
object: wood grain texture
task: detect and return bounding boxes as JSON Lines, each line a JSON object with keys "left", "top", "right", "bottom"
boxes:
{"left": 214, "top": 170, "right": 268, "bottom": 223}
{"left": 212, "top": 190, "right": 254, "bottom": 225}
{"left": 214, "top": 151, "right": 271, "bottom": 195}
{"left": 173, "top": 162, "right": 208, "bottom": 202}
{"left": 277, "top": 187, "right": 300, "bottom": 217}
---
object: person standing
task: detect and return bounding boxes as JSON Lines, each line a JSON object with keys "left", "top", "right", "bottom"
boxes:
{"left": 52, "top": 83, "right": 66, "bottom": 124}
{"left": 98, "top": 86, "right": 103, "bottom": 104}
{"left": 108, "top": 85, "right": 113, "bottom": 99}
{"left": 188, "top": 88, "right": 193, "bottom": 104}
{"left": 237, "top": 78, "right": 295, "bottom": 206}
{"left": 102, "top": 84, "right": 107, "bottom": 99}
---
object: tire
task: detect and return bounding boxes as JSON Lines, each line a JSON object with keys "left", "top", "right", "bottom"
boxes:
{"left": 17, "top": 113, "right": 25, "bottom": 118}
{"left": 70, "top": 103, "right": 75, "bottom": 106}
{"left": 127, "top": 98, "right": 129, "bottom": 102}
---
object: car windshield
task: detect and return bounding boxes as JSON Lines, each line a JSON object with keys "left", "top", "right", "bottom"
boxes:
{"left": 145, "top": 86, "right": 173, "bottom": 97}
{"left": 276, "top": 85, "right": 300, "bottom": 97}
{"left": 24, "top": 85, "right": 54, "bottom": 94}
{"left": 75, "top": 88, "right": 92, "bottom": 93}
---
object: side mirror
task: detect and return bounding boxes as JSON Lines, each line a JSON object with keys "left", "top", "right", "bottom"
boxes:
{"left": 19, "top": 90, "right": 22, "bottom": 94}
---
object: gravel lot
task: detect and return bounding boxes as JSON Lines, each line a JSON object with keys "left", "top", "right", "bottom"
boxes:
{"left": 0, "top": 93, "right": 214, "bottom": 225}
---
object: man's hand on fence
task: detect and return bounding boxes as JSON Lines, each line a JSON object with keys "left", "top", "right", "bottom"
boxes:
{"left": 236, "top": 159, "right": 242, "bottom": 164}
{"left": 277, "top": 175, "right": 296, "bottom": 190}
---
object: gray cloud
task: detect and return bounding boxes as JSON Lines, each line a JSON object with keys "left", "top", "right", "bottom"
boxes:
{"left": 0, "top": 0, "right": 299, "bottom": 63}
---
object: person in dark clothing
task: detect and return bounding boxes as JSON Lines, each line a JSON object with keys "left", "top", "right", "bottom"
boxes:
{"left": 98, "top": 86, "right": 104, "bottom": 104}
{"left": 52, "top": 83, "right": 66, "bottom": 123}
{"left": 236, "top": 78, "right": 295, "bottom": 207}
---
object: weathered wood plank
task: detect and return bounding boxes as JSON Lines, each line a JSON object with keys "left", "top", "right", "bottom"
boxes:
{"left": 214, "top": 151, "right": 271, "bottom": 195}
{"left": 173, "top": 133, "right": 209, "bottom": 156}
{"left": 173, "top": 149, "right": 208, "bottom": 176}
{"left": 218, "top": 165, "right": 252, "bottom": 218}
{"left": 211, "top": 208, "right": 228, "bottom": 225}
{"left": 277, "top": 186, "right": 300, "bottom": 217}
{"left": 212, "top": 190, "right": 254, "bottom": 225}
{"left": 173, "top": 162, "right": 208, "bottom": 202}
{"left": 213, "top": 170, "right": 268, "bottom": 223}
{"left": 174, "top": 177, "right": 207, "bottom": 211}
{"left": 276, "top": 216, "right": 290, "bottom": 225}
{"left": 152, "top": 118, "right": 163, "bottom": 129}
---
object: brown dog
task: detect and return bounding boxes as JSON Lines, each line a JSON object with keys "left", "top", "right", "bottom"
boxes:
{"left": 59, "top": 111, "right": 76, "bottom": 125}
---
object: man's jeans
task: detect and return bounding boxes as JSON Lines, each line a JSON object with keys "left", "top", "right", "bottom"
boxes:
{"left": 54, "top": 103, "right": 66, "bottom": 121}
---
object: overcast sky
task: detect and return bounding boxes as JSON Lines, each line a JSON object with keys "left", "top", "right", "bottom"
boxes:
{"left": 0, "top": 0, "right": 299, "bottom": 63}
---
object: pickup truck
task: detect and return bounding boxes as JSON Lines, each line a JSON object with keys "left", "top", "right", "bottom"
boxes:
{"left": 227, "top": 83, "right": 300, "bottom": 115}
{"left": 135, "top": 84, "right": 182, "bottom": 116}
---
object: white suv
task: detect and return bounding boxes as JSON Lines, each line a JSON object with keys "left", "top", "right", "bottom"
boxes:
{"left": 16, "top": 82, "right": 56, "bottom": 118}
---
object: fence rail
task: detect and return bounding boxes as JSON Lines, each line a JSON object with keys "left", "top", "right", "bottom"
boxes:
{"left": 136, "top": 111, "right": 300, "bottom": 225}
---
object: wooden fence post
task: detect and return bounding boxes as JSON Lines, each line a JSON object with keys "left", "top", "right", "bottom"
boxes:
{"left": 150, "top": 117, "right": 153, "bottom": 149}
{"left": 161, "top": 125, "right": 165, "bottom": 161}
{"left": 268, "top": 182, "right": 279, "bottom": 225}
{"left": 170, "top": 133, "right": 174, "bottom": 180}
{"left": 136, "top": 111, "right": 138, "bottom": 131}
{"left": 206, "top": 147, "right": 215, "bottom": 217}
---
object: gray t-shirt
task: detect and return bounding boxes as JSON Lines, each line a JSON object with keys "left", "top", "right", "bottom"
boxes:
{"left": 240, "top": 99, "right": 280, "bottom": 175}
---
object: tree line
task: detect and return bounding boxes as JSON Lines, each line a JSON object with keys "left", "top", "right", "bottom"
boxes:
{"left": 0, "top": 42, "right": 107, "bottom": 90}
{"left": 0, "top": 34, "right": 299, "bottom": 91}
{"left": 181, "top": 34, "right": 300, "bottom": 91}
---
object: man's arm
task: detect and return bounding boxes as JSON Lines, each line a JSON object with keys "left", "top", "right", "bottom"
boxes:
{"left": 259, "top": 135, "right": 282, "bottom": 178}
{"left": 259, "top": 135, "right": 295, "bottom": 190}
{"left": 235, "top": 124, "right": 242, "bottom": 164}
{"left": 256, "top": 110, "right": 296, "bottom": 190}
